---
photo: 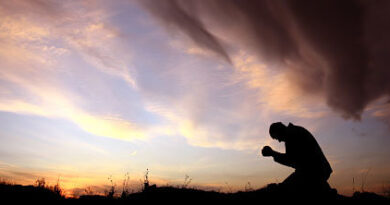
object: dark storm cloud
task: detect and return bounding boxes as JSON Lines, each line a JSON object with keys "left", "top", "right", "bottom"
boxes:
{"left": 140, "top": 0, "right": 390, "bottom": 119}
{"left": 140, "top": 0, "right": 231, "bottom": 62}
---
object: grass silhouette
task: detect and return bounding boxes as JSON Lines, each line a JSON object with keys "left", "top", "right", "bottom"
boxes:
{"left": 0, "top": 177, "right": 389, "bottom": 203}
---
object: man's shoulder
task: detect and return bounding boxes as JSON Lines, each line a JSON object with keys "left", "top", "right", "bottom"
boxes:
{"left": 287, "top": 123, "right": 302, "bottom": 131}
{"left": 288, "top": 123, "right": 307, "bottom": 131}
{"left": 287, "top": 123, "right": 313, "bottom": 138}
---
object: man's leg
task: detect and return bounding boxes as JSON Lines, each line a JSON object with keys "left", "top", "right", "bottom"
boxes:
{"left": 303, "top": 172, "right": 334, "bottom": 196}
{"left": 280, "top": 171, "right": 335, "bottom": 197}
{"left": 279, "top": 171, "right": 306, "bottom": 192}
{"left": 281, "top": 172, "right": 299, "bottom": 186}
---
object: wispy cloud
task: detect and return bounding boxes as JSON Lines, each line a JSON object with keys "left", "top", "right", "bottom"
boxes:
{"left": 0, "top": 1, "right": 145, "bottom": 141}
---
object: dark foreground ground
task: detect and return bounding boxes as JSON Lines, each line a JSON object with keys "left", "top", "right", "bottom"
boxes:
{"left": 0, "top": 183, "right": 388, "bottom": 204}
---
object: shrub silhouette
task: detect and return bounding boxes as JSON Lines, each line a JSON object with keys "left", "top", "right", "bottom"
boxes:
{"left": 106, "top": 175, "right": 116, "bottom": 198}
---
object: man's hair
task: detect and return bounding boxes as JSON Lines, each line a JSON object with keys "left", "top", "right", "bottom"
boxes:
{"left": 269, "top": 122, "right": 286, "bottom": 139}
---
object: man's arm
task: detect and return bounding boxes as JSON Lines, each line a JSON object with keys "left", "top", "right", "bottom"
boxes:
{"left": 272, "top": 151, "right": 296, "bottom": 168}
{"left": 262, "top": 146, "right": 296, "bottom": 168}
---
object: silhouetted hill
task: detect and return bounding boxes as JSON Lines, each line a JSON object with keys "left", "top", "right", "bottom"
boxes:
{"left": 0, "top": 183, "right": 388, "bottom": 203}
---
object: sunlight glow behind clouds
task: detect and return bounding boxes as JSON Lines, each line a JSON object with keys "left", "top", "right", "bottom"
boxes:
{"left": 232, "top": 52, "right": 328, "bottom": 119}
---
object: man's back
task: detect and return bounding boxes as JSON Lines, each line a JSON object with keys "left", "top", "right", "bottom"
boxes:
{"left": 285, "top": 123, "right": 332, "bottom": 180}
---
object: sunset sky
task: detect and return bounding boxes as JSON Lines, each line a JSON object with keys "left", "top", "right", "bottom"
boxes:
{"left": 0, "top": 0, "right": 389, "bottom": 196}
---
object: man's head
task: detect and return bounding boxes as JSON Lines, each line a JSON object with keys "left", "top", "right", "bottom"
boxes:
{"left": 269, "top": 122, "right": 287, "bottom": 142}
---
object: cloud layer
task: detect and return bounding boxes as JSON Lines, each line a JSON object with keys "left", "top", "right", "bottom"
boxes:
{"left": 141, "top": 0, "right": 390, "bottom": 119}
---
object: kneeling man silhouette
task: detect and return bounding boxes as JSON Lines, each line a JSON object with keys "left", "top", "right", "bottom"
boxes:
{"left": 262, "top": 122, "right": 333, "bottom": 195}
